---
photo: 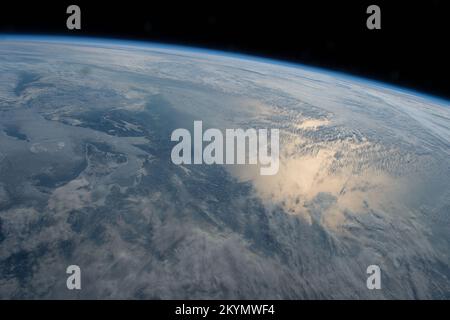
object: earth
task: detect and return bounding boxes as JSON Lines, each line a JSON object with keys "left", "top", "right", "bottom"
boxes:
{"left": 0, "top": 36, "right": 449, "bottom": 299}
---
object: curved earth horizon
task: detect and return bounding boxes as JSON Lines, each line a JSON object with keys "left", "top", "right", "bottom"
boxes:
{"left": 0, "top": 36, "right": 449, "bottom": 299}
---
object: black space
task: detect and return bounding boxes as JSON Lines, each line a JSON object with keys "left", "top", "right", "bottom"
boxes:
{"left": 1, "top": 0, "right": 448, "bottom": 100}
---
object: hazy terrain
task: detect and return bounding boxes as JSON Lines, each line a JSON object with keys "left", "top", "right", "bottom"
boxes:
{"left": 0, "top": 38, "right": 449, "bottom": 299}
